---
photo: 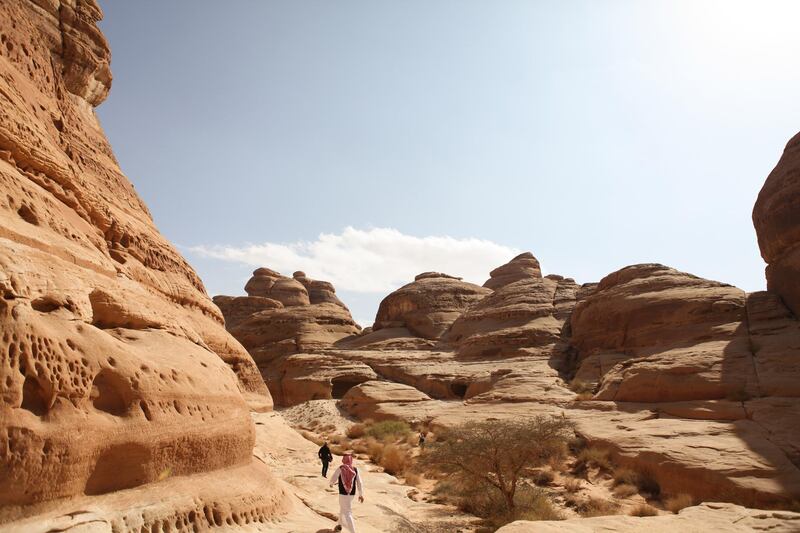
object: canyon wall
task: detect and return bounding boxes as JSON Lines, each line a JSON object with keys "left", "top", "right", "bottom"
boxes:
{"left": 0, "top": 0, "right": 278, "bottom": 524}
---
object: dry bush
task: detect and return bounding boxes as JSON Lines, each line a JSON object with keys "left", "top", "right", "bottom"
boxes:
{"left": 613, "top": 466, "right": 660, "bottom": 497}
{"left": 404, "top": 472, "right": 423, "bottom": 487}
{"left": 422, "top": 415, "right": 574, "bottom": 515}
{"left": 405, "top": 432, "right": 419, "bottom": 446}
{"left": 664, "top": 493, "right": 694, "bottom": 513}
{"left": 454, "top": 482, "right": 562, "bottom": 528}
{"left": 329, "top": 434, "right": 345, "bottom": 445}
{"left": 320, "top": 423, "right": 336, "bottom": 432}
{"left": 330, "top": 444, "right": 347, "bottom": 455}
{"left": 366, "top": 438, "right": 385, "bottom": 462}
{"left": 346, "top": 423, "right": 366, "bottom": 439}
{"left": 613, "top": 467, "right": 639, "bottom": 486}
{"left": 576, "top": 446, "right": 612, "bottom": 471}
{"left": 531, "top": 469, "right": 554, "bottom": 486}
{"left": 579, "top": 497, "right": 619, "bottom": 518}
{"left": 366, "top": 420, "right": 411, "bottom": 441}
{"left": 564, "top": 477, "right": 583, "bottom": 493}
{"left": 613, "top": 483, "right": 638, "bottom": 498}
{"left": 629, "top": 503, "right": 658, "bottom": 517}
{"left": 380, "top": 444, "right": 410, "bottom": 475}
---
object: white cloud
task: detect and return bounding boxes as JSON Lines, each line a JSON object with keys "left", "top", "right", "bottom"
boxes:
{"left": 189, "top": 226, "right": 520, "bottom": 293}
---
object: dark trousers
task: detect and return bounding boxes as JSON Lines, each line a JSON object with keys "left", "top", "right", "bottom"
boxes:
{"left": 322, "top": 460, "right": 330, "bottom": 477}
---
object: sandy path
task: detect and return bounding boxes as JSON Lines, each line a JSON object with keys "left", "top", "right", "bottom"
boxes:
{"left": 237, "top": 411, "right": 478, "bottom": 533}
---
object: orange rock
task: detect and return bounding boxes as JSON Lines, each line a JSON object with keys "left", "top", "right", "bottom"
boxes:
{"left": 0, "top": 0, "right": 273, "bottom": 518}
{"left": 373, "top": 272, "right": 490, "bottom": 339}
{"left": 753, "top": 132, "right": 800, "bottom": 317}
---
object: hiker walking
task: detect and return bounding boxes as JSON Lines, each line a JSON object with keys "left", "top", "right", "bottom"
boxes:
{"left": 328, "top": 453, "right": 364, "bottom": 533}
{"left": 319, "top": 442, "right": 334, "bottom": 478}
{"left": 418, "top": 431, "right": 426, "bottom": 448}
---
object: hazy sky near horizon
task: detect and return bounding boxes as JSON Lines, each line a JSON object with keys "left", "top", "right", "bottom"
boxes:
{"left": 97, "top": 1, "right": 800, "bottom": 326}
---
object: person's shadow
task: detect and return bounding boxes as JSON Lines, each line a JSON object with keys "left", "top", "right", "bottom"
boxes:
{"left": 315, "top": 529, "right": 335, "bottom": 533}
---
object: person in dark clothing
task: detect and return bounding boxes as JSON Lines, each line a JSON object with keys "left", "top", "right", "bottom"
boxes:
{"left": 418, "top": 431, "right": 426, "bottom": 448}
{"left": 319, "top": 442, "right": 334, "bottom": 477}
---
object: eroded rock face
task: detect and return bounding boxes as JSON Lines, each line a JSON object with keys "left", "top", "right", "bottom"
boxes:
{"left": 753, "top": 132, "right": 800, "bottom": 317}
{"left": 570, "top": 264, "right": 757, "bottom": 402}
{"left": 0, "top": 0, "right": 271, "bottom": 514}
{"left": 373, "top": 272, "right": 490, "bottom": 339}
{"left": 483, "top": 252, "right": 542, "bottom": 290}
{"left": 216, "top": 268, "right": 361, "bottom": 404}
{"left": 448, "top": 259, "right": 580, "bottom": 358}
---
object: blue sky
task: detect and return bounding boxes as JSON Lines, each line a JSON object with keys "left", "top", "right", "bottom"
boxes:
{"left": 97, "top": 1, "right": 800, "bottom": 326}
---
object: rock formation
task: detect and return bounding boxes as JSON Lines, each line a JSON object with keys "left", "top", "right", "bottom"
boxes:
{"left": 754, "top": 132, "right": 800, "bottom": 317}
{"left": 448, "top": 253, "right": 581, "bottom": 358}
{"left": 372, "top": 272, "right": 490, "bottom": 340}
{"left": 215, "top": 268, "right": 361, "bottom": 403}
{"left": 0, "top": 0, "right": 278, "bottom": 525}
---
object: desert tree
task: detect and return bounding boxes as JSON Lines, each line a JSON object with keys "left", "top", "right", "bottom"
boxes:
{"left": 422, "top": 415, "right": 573, "bottom": 514}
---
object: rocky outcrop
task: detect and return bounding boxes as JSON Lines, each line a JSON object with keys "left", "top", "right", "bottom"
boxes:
{"left": 448, "top": 254, "right": 580, "bottom": 358}
{"left": 482, "top": 252, "right": 542, "bottom": 290}
{"left": 340, "top": 380, "right": 432, "bottom": 421}
{"left": 217, "top": 269, "right": 360, "bottom": 362}
{"left": 261, "top": 353, "right": 378, "bottom": 405}
{"left": 753, "top": 132, "right": 800, "bottom": 317}
{"left": 216, "top": 268, "right": 361, "bottom": 403}
{"left": 0, "top": 0, "right": 275, "bottom": 521}
{"left": 244, "top": 268, "right": 310, "bottom": 306}
{"left": 570, "top": 264, "right": 756, "bottom": 402}
{"left": 292, "top": 271, "right": 348, "bottom": 308}
{"left": 372, "top": 272, "right": 490, "bottom": 339}
{"left": 497, "top": 503, "right": 800, "bottom": 532}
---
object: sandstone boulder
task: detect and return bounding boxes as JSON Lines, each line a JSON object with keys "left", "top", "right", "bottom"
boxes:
{"left": 261, "top": 353, "right": 378, "bottom": 406}
{"left": 340, "top": 380, "right": 432, "bottom": 420}
{"left": 753, "top": 132, "right": 800, "bottom": 316}
{"left": 483, "top": 252, "right": 542, "bottom": 290}
{"left": 292, "top": 271, "right": 348, "bottom": 308}
{"left": 373, "top": 272, "right": 490, "bottom": 339}
{"left": 244, "top": 268, "right": 310, "bottom": 306}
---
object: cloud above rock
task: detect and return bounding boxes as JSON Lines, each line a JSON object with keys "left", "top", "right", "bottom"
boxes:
{"left": 189, "top": 226, "right": 520, "bottom": 293}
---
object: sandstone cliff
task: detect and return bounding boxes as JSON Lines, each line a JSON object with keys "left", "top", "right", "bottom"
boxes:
{"left": 754, "top": 132, "right": 800, "bottom": 317}
{"left": 0, "top": 0, "right": 280, "bottom": 525}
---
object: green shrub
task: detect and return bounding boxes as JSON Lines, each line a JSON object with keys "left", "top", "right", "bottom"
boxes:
{"left": 365, "top": 420, "right": 411, "bottom": 440}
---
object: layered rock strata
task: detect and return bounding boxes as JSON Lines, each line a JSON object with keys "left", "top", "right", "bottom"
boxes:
{"left": 372, "top": 272, "right": 490, "bottom": 340}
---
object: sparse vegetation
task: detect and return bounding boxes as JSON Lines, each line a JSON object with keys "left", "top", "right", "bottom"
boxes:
{"left": 346, "top": 423, "right": 366, "bottom": 439}
{"left": 664, "top": 493, "right": 694, "bottom": 513}
{"left": 578, "top": 497, "right": 619, "bottom": 518}
{"left": 612, "top": 483, "right": 638, "bottom": 498}
{"left": 366, "top": 420, "right": 411, "bottom": 441}
{"left": 575, "top": 446, "right": 612, "bottom": 472}
{"left": 404, "top": 472, "right": 423, "bottom": 487}
{"left": 612, "top": 466, "right": 660, "bottom": 497}
{"left": 422, "top": 415, "right": 574, "bottom": 521}
{"left": 531, "top": 469, "right": 554, "bottom": 486}
{"left": 380, "top": 444, "right": 411, "bottom": 475}
{"left": 629, "top": 503, "right": 658, "bottom": 517}
{"left": 564, "top": 477, "right": 583, "bottom": 493}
